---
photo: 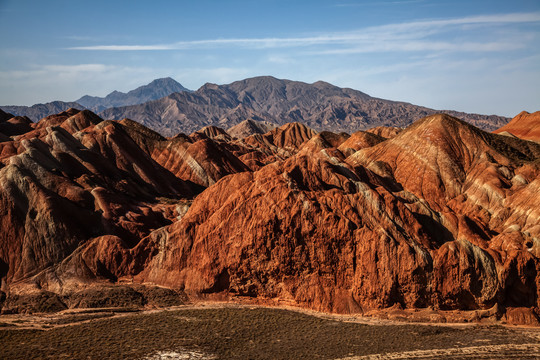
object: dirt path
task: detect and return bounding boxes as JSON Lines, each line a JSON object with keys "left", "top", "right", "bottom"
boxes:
{"left": 339, "top": 343, "right": 540, "bottom": 359}
{"left": 1, "top": 301, "right": 539, "bottom": 331}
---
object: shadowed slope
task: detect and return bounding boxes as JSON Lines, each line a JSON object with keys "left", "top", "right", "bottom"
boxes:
{"left": 0, "top": 110, "right": 197, "bottom": 286}
{"left": 136, "top": 114, "right": 540, "bottom": 319}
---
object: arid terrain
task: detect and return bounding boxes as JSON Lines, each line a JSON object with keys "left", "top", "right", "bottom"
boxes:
{"left": 1, "top": 101, "right": 539, "bottom": 321}
{"left": 0, "top": 77, "right": 539, "bottom": 358}
{"left": 1, "top": 304, "right": 539, "bottom": 360}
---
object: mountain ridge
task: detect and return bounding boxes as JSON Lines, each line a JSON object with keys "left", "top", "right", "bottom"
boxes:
{"left": 493, "top": 110, "right": 540, "bottom": 142}
{"left": 0, "top": 101, "right": 85, "bottom": 122}
{"left": 76, "top": 77, "right": 191, "bottom": 112}
{"left": 1, "top": 76, "right": 509, "bottom": 136}
{"left": 0, "top": 77, "right": 190, "bottom": 121}
{"left": 100, "top": 76, "right": 510, "bottom": 136}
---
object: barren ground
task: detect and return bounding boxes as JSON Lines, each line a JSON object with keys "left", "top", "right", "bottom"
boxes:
{"left": 1, "top": 303, "right": 539, "bottom": 360}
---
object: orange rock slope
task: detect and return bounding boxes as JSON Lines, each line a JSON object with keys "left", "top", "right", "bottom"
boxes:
{"left": 493, "top": 111, "right": 540, "bottom": 142}
{"left": 0, "top": 109, "right": 539, "bottom": 324}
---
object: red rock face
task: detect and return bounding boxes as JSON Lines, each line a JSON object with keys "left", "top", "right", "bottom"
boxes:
{"left": 0, "top": 109, "right": 197, "bottom": 286}
{"left": 136, "top": 113, "right": 540, "bottom": 321}
{"left": 137, "top": 151, "right": 436, "bottom": 312}
{"left": 242, "top": 122, "right": 317, "bottom": 158}
{"left": 1, "top": 110, "right": 539, "bottom": 325}
{"left": 147, "top": 132, "right": 249, "bottom": 188}
{"left": 365, "top": 126, "right": 402, "bottom": 139}
{"left": 191, "top": 126, "right": 232, "bottom": 142}
{"left": 493, "top": 111, "right": 540, "bottom": 142}
{"left": 337, "top": 131, "right": 385, "bottom": 156}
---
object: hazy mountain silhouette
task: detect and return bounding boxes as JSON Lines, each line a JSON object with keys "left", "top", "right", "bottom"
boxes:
{"left": 76, "top": 77, "right": 191, "bottom": 112}
{"left": 100, "top": 76, "right": 510, "bottom": 136}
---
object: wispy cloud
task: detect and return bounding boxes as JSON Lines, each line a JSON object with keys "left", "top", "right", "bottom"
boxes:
{"left": 335, "top": 0, "right": 426, "bottom": 7}
{"left": 311, "top": 40, "right": 525, "bottom": 55}
{"left": 69, "top": 12, "right": 540, "bottom": 53}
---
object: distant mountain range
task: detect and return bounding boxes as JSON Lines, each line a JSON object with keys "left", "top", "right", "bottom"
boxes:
{"left": 76, "top": 77, "right": 191, "bottom": 112}
{"left": 0, "top": 101, "right": 85, "bottom": 123}
{"left": 0, "top": 77, "right": 190, "bottom": 121}
{"left": 100, "top": 76, "right": 510, "bottom": 136}
{"left": 1, "top": 76, "right": 509, "bottom": 136}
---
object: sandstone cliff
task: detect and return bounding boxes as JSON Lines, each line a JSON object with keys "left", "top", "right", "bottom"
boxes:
{"left": 0, "top": 110, "right": 538, "bottom": 325}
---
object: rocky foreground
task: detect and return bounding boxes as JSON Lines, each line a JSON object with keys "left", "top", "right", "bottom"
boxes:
{"left": 0, "top": 108, "right": 539, "bottom": 325}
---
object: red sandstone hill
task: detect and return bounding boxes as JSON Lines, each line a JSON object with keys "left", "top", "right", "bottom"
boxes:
{"left": 131, "top": 114, "right": 540, "bottom": 319}
{"left": 493, "top": 111, "right": 540, "bottom": 142}
{"left": 0, "top": 110, "right": 539, "bottom": 325}
{"left": 227, "top": 119, "right": 277, "bottom": 139}
{"left": 0, "top": 109, "right": 198, "bottom": 286}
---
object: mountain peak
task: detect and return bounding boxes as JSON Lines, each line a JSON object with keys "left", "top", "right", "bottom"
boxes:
{"left": 150, "top": 77, "right": 179, "bottom": 85}
{"left": 227, "top": 119, "right": 277, "bottom": 139}
{"left": 493, "top": 110, "right": 540, "bottom": 142}
{"left": 403, "top": 113, "right": 482, "bottom": 139}
{"left": 76, "top": 78, "right": 191, "bottom": 111}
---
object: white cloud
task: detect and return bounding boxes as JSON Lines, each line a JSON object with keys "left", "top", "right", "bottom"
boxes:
{"left": 42, "top": 64, "right": 113, "bottom": 73}
{"left": 68, "top": 12, "right": 540, "bottom": 53}
{"left": 310, "top": 40, "right": 525, "bottom": 55}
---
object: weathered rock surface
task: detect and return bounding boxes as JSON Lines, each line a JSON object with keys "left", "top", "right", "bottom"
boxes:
{"left": 337, "top": 131, "right": 385, "bottom": 156}
{"left": 0, "top": 109, "right": 197, "bottom": 290}
{"left": 128, "top": 114, "right": 539, "bottom": 324}
{"left": 365, "top": 126, "right": 402, "bottom": 139}
{"left": 228, "top": 119, "right": 278, "bottom": 139}
{"left": 0, "top": 110, "right": 538, "bottom": 326}
{"left": 151, "top": 135, "right": 249, "bottom": 187}
{"left": 493, "top": 111, "right": 540, "bottom": 142}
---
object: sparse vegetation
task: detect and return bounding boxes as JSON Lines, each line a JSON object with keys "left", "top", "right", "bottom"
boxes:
{"left": 1, "top": 307, "right": 538, "bottom": 360}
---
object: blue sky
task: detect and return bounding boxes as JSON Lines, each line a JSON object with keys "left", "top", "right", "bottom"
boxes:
{"left": 1, "top": 0, "right": 539, "bottom": 117}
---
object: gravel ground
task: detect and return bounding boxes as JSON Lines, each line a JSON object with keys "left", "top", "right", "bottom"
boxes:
{"left": 1, "top": 305, "right": 539, "bottom": 360}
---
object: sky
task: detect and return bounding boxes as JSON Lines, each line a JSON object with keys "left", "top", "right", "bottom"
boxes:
{"left": 0, "top": 0, "right": 539, "bottom": 117}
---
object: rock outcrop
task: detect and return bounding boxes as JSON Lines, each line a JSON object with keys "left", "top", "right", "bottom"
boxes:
{"left": 0, "top": 109, "right": 197, "bottom": 288}
{"left": 134, "top": 114, "right": 540, "bottom": 321}
{"left": 0, "top": 110, "right": 538, "bottom": 326}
